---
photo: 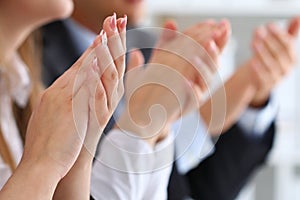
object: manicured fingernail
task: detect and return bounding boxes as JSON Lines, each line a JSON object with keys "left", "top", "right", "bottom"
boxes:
{"left": 110, "top": 12, "right": 117, "bottom": 30}
{"left": 119, "top": 15, "right": 128, "bottom": 31}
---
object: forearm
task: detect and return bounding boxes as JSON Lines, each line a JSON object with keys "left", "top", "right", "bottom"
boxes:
{"left": 200, "top": 64, "right": 257, "bottom": 135}
{"left": 53, "top": 148, "right": 93, "bottom": 200}
{"left": 0, "top": 159, "right": 60, "bottom": 200}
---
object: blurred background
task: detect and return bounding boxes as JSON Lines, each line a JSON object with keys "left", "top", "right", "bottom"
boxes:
{"left": 145, "top": 0, "right": 300, "bottom": 199}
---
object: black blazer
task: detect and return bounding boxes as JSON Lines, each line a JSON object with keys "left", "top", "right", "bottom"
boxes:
{"left": 42, "top": 20, "right": 276, "bottom": 200}
{"left": 167, "top": 123, "right": 275, "bottom": 200}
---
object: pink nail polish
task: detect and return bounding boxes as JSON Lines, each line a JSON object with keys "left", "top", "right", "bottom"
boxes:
{"left": 120, "top": 15, "right": 128, "bottom": 31}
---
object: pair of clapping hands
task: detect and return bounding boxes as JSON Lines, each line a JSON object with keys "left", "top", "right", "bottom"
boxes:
{"left": 22, "top": 15, "right": 300, "bottom": 181}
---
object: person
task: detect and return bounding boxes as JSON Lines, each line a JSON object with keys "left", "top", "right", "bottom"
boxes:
{"left": 41, "top": 0, "right": 300, "bottom": 199}
{"left": 117, "top": 17, "right": 300, "bottom": 200}
{"left": 0, "top": 1, "right": 127, "bottom": 199}
{"left": 42, "top": 2, "right": 230, "bottom": 199}
{"left": 184, "top": 18, "right": 300, "bottom": 200}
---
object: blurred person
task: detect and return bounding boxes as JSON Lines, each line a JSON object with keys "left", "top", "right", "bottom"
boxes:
{"left": 122, "top": 17, "right": 300, "bottom": 200}
{"left": 0, "top": 1, "right": 127, "bottom": 199}
{"left": 185, "top": 18, "right": 300, "bottom": 200}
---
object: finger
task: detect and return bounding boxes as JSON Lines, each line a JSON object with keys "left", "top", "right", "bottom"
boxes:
{"left": 191, "top": 55, "right": 214, "bottom": 89}
{"left": 288, "top": 17, "right": 300, "bottom": 37}
{"left": 117, "top": 15, "right": 127, "bottom": 50}
{"left": 102, "top": 13, "right": 126, "bottom": 79}
{"left": 249, "top": 58, "right": 269, "bottom": 88}
{"left": 189, "top": 25, "right": 218, "bottom": 63}
{"left": 186, "top": 20, "right": 216, "bottom": 38}
{"left": 213, "top": 19, "right": 231, "bottom": 52}
{"left": 258, "top": 26, "right": 284, "bottom": 61}
{"left": 53, "top": 34, "right": 104, "bottom": 99}
{"left": 73, "top": 60, "right": 102, "bottom": 140}
{"left": 266, "top": 24, "right": 296, "bottom": 68}
{"left": 155, "top": 20, "right": 178, "bottom": 48}
{"left": 94, "top": 35, "right": 119, "bottom": 110}
{"left": 162, "top": 20, "right": 178, "bottom": 41}
{"left": 94, "top": 80, "right": 110, "bottom": 126}
{"left": 127, "top": 49, "right": 145, "bottom": 72}
{"left": 125, "top": 49, "right": 145, "bottom": 97}
{"left": 203, "top": 40, "right": 220, "bottom": 66}
{"left": 252, "top": 39, "right": 281, "bottom": 83}
{"left": 188, "top": 22, "right": 216, "bottom": 42}
{"left": 181, "top": 82, "right": 204, "bottom": 116}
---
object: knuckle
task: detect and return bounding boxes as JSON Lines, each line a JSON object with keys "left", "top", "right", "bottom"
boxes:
{"left": 107, "top": 69, "right": 118, "bottom": 82}
{"left": 95, "top": 87, "right": 106, "bottom": 101}
{"left": 40, "top": 89, "right": 52, "bottom": 103}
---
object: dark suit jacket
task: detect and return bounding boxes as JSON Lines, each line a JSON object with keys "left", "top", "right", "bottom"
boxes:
{"left": 168, "top": 123, "right": 275, "bottom": 200}
{"left": 42, "top": 20, "right": 276, "bottom": 200}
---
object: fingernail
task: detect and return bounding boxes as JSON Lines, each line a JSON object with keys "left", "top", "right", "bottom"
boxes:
{"left": 119, "top": 15, "right": 128, "bottom": 31}
{"left": 110, "top": 12, "right": 117, "bottom": 30}
{"left": 99, "top": 29, "right": 104, "bottom": 36}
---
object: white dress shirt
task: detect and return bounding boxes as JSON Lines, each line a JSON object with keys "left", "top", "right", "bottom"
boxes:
{"left": 91, "top": 129, "right": 174, "bottom": 200}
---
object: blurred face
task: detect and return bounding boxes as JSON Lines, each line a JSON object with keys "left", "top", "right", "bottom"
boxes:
{"left": 74, "top": 0, "right": 145, "bottom": 27}
{"left": 0, "top": 0, "right": 74, "bottom": 29}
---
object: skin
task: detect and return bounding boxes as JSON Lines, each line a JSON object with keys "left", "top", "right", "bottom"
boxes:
{"left": 201, "top": 18, "right": 300, "bottom": 135}
{"left": 120, "top": 16, "right": 300, "bottom": 139}
{"left": 70, "top": 0, "right": 231, "bottom": 146}
{"left": 0, "top": 0, "right": 126, "bottom": 199}
{"left": 70, "top": 0, "right": 300, "bottom": 140}
{"left": 117, "top": 20, "right": 230, "bottom": 146}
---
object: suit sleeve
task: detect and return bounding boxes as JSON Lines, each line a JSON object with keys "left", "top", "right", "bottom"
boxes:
{"left": 185, "top": 121, "right": 276, "bottom": 200}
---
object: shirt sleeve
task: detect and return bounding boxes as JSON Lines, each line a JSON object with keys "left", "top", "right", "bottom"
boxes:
{"left": 173, "top": 111, "right": 214, "bottom": 175}
{"left": 91, "top": 129, "right": 174, "bottom": 200}
{"left": 237, "top": 97, "right": 278, "bottom": 136}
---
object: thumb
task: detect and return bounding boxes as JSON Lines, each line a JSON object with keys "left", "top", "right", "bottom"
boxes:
{"left": 288, "top": 17, "right": 300, "bottom": 38}
{"left": 156, "top": 20, "right": 178, "bottom": 47}
{"left": 127, "top": 49, "right": 145, "bottom": 72}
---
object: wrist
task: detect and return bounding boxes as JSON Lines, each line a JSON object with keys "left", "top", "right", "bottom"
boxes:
{"left": 8, "top": 158, "right": 61, "bottom": 199}
{"left": 116, "top": 113, "right": 172, "bottom": 147}
{"left": 249, "top": 94, "right": 270, "bottom": 108}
